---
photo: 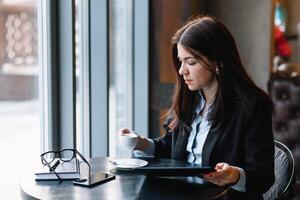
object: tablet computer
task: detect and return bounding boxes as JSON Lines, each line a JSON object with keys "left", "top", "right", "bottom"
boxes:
{"left": 129, "top": 158, "right": 215, "bottom": 176}
{"left": 134, "top": 166, "right": 214, "bottom": 176}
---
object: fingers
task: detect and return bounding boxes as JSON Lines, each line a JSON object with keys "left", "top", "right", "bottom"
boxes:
{"left": 215, "top": 162, "right": 225, "bottom": 170}
{"left": 203, "top": 174, "right": 227, "bottom": 186}
{"left": 202, "top": 162, "right": 233, "bottom": 186}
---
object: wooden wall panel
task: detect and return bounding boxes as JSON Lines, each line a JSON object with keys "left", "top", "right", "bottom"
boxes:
{"left": 149, "top": 0, "right": 207, "bottom": 137}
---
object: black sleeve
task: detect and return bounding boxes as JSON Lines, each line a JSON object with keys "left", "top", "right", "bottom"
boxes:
{"left": 243, "top": 98, "right": 275, "bottom": 195}
{"left": 152, "top": 115, "right": 173, "bottom": 158}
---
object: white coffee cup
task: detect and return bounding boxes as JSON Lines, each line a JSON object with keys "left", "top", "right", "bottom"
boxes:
{"left": 120, "top": 133, "right": 138, "bottom": 150}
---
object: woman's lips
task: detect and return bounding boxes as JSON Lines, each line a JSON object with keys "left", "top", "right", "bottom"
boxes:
{"left": 185, "top": 79, "right": 192, "bottom": 84}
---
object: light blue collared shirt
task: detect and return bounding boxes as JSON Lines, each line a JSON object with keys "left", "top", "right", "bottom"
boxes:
{"left": 186, "top": 91, "right": 210, "bottom": 165}
{"left": 133, "top": 91, "right": 246, "bottom": 192}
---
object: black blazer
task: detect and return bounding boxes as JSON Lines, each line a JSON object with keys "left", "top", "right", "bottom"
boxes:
{"left": 152, "top": 94, "right": 275, "bottom": 199}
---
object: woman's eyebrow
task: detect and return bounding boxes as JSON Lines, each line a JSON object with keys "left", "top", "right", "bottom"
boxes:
{"left": 177, "top": 56, "right": 195, "bottom": 60}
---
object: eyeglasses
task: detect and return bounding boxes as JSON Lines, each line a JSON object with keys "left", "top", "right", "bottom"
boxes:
{"left": 41, "top": 149, "right": 80, "bottom": 164}
{"left": 40, "top": 149, "right": 91, "bottom": 181}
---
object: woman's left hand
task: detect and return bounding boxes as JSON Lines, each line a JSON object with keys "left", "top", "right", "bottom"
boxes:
{"left": 203, "top": 162, "right": 240, "bottom": 186}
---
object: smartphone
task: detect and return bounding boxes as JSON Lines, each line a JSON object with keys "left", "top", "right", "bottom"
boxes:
{"left": 73, "top": 172, "right": 115, "bottom": 187}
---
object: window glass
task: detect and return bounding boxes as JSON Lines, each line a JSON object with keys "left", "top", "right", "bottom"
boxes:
{"left": 0, "top": 0, "right": 40, "bottom": 198}
{"left": 109, "top": 0, "right": 133, "bottom": 156}
{"left": 74, "top": 0, "right": 91, "bottom": 156}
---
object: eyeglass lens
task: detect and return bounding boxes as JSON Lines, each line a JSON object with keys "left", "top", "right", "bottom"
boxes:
{"left": 60, "top": 149, "right": 75, "bottom": 162}
{"left": 42, "top": 152, "right": 56, "bottom": 164}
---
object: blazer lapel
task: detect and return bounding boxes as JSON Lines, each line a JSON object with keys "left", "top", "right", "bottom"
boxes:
{"left": 172, "top": 123, "right": 191, "bottom": 160}
{"left": 202, "top": 126, "right": 221, "bottom": 166}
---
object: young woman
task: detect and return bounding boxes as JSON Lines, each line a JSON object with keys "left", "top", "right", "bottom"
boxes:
{"left": 119, "top": 16, "right": 274, "bottom": 199}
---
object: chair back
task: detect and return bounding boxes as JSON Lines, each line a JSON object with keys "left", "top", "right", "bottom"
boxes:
{"left": 263, "top": 140, "right": 295, "bottom": 200}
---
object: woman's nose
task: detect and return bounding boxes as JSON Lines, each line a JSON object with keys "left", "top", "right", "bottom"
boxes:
{"left": 179, "top": 64, "right": 187, "bottom": 75}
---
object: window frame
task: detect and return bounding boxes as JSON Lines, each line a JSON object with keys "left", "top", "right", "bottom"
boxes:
{"left": 38, "top": 0, "right": 149, "bottom": 157}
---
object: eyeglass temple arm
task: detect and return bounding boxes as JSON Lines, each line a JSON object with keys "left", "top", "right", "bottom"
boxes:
{"left": 76, "top": 151, "right": 91, "bottom": 178}
{"left": 41, "top": 156, "right": 54, "bottom": 171}
{"left": 41, "top": 156, "right": 62, "bottom": 180}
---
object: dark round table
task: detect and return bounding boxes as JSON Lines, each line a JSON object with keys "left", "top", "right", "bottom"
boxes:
{"left": 20, "top": 157, "right": 229, "bottom": 200}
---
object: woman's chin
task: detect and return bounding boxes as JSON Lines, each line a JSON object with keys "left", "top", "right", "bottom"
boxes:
{"left": 187, "top": 86, "right": 198, "bottom": 91}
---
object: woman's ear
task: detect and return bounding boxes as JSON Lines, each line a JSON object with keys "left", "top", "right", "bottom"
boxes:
{"left": 216, "top": 67, "right": 219, "bottom": 75}
{"left": 213, "top": 62, "right": 219, "bottom": 75}
{"left": 216, "top": 61, "right": 224, "bottom": 75}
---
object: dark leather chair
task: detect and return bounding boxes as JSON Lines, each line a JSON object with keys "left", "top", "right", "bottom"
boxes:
{"left": 263, "top": 140, "right": 295, "bottom": 200}
{"left": 268, "top": 73, "right": 300, "bottom": 198}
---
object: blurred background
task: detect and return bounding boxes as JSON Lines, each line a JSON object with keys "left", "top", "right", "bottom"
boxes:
{"left": 0, "top": 0, "right": 299, "bottom": 199}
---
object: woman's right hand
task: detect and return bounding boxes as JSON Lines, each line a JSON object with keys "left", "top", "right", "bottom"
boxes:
{"left": 118, "top": 127, "right": 149, "bottom": 151}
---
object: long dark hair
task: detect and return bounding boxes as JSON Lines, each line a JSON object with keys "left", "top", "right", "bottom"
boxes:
{"left": 168, "top": 16, "right": 270, "bottom": 131}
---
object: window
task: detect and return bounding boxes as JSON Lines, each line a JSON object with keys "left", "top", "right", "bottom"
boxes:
{"left": 75, "top": 0, "right": 90, "bottom": 157}
{"left": 109, "top": 0, "right": 133, "bottom": 156}
{"left": 0, "top": 0, "right": 40, "bottom": 199}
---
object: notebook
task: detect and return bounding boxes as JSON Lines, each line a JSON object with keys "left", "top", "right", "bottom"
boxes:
{"left": 35, "top": 159, "right": 80, "bottom": 181}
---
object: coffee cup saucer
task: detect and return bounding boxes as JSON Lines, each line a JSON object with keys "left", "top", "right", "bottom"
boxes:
{"left": 109, "top": 158, "right": 148, "bottom": 169}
